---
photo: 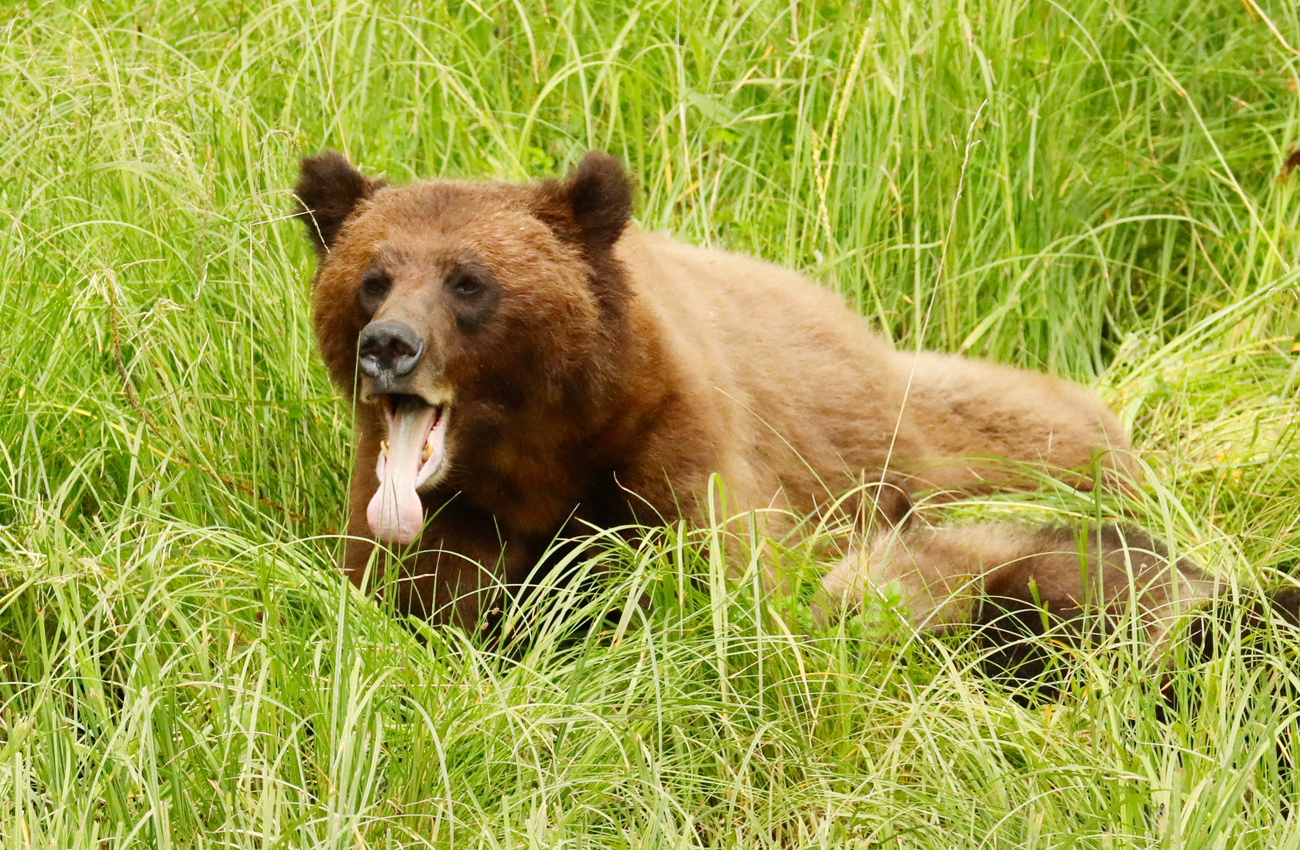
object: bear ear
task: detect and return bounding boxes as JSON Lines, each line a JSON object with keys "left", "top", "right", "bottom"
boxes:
{"left": 534, "top": 151, "right": 633, "bottom": 250}
{"left": 294, "top": 151, "right": 382, "bottom": 257}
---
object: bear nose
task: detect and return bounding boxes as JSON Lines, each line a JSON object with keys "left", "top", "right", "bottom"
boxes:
{"left": 358, "top": 321, "right": 425, "bottom": 380}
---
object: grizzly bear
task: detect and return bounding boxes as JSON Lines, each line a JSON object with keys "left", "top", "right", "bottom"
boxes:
{"left": 295, "top": 150, "right": 1134, "bottom": 629}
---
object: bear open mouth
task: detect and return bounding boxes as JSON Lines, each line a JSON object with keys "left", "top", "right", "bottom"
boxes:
{"left": 366, "top": 394, "right": 449, "bottom": 546}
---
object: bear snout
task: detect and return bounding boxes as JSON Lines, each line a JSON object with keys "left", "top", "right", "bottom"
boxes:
{"left": 358, "top": 320, "right": 425, "bottom": 390}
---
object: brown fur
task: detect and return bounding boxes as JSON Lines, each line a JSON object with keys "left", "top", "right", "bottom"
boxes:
{"left": 295, "top": 151, "right": 1135, "bottom": 627}
{"left": 892, "top": 352, "right": 1135, "bottom": 491}
{"left": 816, "top": 519, "right": 1217, "bottom": 647}
{"left": 816, "top": 510, "right": 1300, "bottom": 700}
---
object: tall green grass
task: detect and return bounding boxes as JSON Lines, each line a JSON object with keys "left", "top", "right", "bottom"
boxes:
{"left": 1, "top": 0, "right": 1298, "bottom": 846}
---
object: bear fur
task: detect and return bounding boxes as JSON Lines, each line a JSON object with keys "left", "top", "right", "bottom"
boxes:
{"left": 814, "top": 496, "right": 1300, "bottom": 693}
{"left": 815, "top": 508, "right": 1218, "bottom": 647}
{"left": 295, "top": 150, "right": 1134, "bottom": 628}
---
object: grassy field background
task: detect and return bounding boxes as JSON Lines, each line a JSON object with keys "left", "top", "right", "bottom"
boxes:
{"left": 2, "top": 0, "right": 1300, "bottom": 846}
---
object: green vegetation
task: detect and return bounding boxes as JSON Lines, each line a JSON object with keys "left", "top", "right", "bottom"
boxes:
{"left": 2, "top": 0, "right": 1299, "bottom": 846}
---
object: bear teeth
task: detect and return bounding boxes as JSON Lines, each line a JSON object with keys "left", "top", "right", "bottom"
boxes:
{"left": 380, "top": 440, "right": 389, "bottom": 459}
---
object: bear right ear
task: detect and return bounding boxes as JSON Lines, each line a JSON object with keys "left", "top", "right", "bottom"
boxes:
{"left": 294, "top": 151, "right": 381, "bottom": 257}
{"left": 533, "top": 151, "right": 633, "bottom": 251}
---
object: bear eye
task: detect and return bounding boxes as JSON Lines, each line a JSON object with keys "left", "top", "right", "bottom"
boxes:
{"left": 357, "top": 267, "right": 391, "bottom": 316}
{"left": 444, "top": 262, "right": 500, "bottom": 331}
{"left": 447, "top": 271, "right": 484, "bottom": 298}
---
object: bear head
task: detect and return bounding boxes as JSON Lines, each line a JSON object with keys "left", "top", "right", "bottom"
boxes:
{"left": 295, "top": 151, "right": 634, "bottom": 546}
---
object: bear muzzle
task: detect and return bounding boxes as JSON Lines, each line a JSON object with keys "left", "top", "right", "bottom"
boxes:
{"left": 358, "top": 320, "right": 425, "bottom": 391}
{"left": 357, "top": 319, "right": 455, "bottom": 546}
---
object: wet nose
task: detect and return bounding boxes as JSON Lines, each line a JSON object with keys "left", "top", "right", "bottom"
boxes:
{"left": 358, "top": 321, "right": 425, "bottom": 380}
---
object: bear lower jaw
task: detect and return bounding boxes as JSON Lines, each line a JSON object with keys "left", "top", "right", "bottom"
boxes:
{"left": 367, "top": 396, "right": 450, "bottom": 546}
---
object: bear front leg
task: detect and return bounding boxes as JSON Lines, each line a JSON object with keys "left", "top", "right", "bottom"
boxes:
{"left": 341, "top": 512, "right": 519, "bottom": 630}
{"left": 342, "top": 455, "right": 521, "bottom": 629}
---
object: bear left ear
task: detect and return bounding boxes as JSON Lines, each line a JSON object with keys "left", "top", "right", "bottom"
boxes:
{"left": 534, "top": 151, "right": 633, "bottom": 250}
{"left": 294, "top": 151, "right": 383, "bottom": 257}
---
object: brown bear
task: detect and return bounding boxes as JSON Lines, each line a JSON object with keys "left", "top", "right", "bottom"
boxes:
{"left": 294, "top": 150, "right": 1134, "bottom": 628}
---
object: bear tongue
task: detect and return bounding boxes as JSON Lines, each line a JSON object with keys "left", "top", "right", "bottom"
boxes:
{"left": 367, "top": 402, "right": 441, "bottom": 546}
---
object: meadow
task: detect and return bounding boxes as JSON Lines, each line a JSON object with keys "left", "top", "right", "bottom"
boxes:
{"left": 1, "top": 0, "right": 1299, "bottom": 846}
